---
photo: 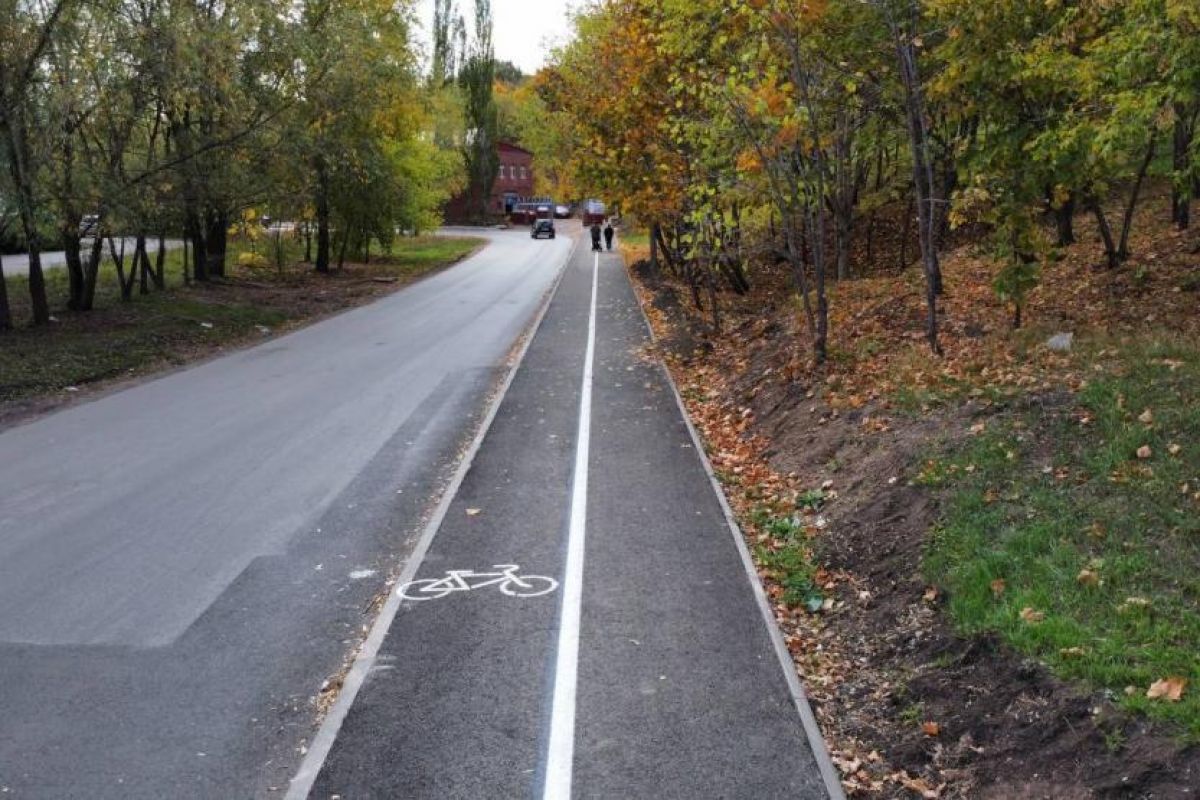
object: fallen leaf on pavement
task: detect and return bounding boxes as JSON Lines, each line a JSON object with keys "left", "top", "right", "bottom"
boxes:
{"left": 921, "top": 721, "right": 940, "bottom": 737}
{"left": 466, "top": 508, "right": 482, "bottom": 516}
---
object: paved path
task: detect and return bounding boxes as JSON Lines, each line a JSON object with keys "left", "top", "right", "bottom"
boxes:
{"left": 0, "top": 238, "right": 185, "bottom": 277}
{"left": 0, "top": 230, "right": 571, "bottom": 797}
{"left": 294, "top": 241, "right": 840, "bottom": 798}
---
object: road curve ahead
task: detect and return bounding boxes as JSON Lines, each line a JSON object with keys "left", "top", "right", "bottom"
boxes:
{"left": 0, "top": 229, "right": 571, "bottom": 797}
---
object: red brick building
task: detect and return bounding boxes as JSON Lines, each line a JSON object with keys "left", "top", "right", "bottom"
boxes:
{"left": 444, "top": 142, "right": 535, "bottom": 222}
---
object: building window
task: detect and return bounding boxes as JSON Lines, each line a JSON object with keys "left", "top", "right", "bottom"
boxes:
{"left": 520, "top": 166, "right": 527, "bottom": 180}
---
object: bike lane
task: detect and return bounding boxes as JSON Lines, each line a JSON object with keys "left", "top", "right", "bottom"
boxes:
{"left": 297, "top": 241, "right": 840, "bottom": 798}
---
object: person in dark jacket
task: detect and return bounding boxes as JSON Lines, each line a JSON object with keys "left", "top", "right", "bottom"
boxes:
{"left": 590, "top": 222, "right": 602, "bottom": 251}
{"left": 603, "top": 220, "right": 614, "bottom": 251}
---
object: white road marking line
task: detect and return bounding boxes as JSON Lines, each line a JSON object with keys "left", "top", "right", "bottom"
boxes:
{"left": 284, "top": 233, "right": 579, "bottom": 800}
{"left": 542, "top": 251, "right": 599, "bottom": 799}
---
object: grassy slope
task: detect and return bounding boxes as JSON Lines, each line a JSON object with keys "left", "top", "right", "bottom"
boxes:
{"left": 625, "top": 194, "right": 1200, "bottom": 743}
{"left": 923, "top": 336, "right": 1200, "bottom": 737}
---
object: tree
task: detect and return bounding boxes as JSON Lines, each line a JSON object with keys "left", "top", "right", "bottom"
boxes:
{"left": 459, "top": 0, "right": 498, "bottom": 222}
{"left": 0, "top": 0, "right": 72, "bottom": 328}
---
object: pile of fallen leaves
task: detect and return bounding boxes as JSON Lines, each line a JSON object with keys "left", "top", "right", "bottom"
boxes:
{"left": 639, "top": 192, "right": 1199, "bottom": 414}
{"left": 819, "top": 198, "right": 1197, "bottom": 408}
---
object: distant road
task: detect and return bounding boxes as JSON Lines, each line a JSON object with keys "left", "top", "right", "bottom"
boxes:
{"left": 0, "top": 237, "right": 185, "bottom": 277}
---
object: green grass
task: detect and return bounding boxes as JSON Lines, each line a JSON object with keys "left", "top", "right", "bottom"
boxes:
{"left": 619, "top": 229, "right": 650, "bottom": 250}
{"left": 0, "top": 234, "right": 481, "bottom": 405}
{"left": 750, "top": 506, "right": 825, "bottom": 611}
{"left": 923, "top": 336, "right": 1200, "bottom": 737}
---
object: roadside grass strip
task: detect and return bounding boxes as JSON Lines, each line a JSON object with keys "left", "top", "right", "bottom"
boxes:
{"left": 0, "top": 236, "right": 481, "bottom": 405}
{"left": 920, "top": 336, "right": 1200, "bottom": 738}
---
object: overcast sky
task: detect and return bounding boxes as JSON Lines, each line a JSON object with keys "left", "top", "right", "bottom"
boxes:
{"left": 412, "top": 0, "right": 579, "bottom": 76}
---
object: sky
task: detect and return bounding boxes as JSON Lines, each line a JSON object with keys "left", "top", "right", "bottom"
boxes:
{"left": 413, "top": 0, "right": 579, "bottom": 77}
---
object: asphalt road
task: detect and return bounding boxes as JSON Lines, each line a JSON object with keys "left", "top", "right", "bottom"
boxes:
{"left": 0, "top": 237, "right": 185, "bottom": 277}
{"left": 300, "top": 241, "right": 841, "bottom": 798}
{"left": 0, "top": 229, "right": 571, "bottom": 797}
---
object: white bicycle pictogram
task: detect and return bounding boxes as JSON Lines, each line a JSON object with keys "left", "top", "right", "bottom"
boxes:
{"left": 397, "top": 564, "right": 559, "bottom": 601}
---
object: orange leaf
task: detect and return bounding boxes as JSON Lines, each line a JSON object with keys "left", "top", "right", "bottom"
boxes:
{"left": 1020, "top": 607, "right": 1045, "bottom": 623}
{"left": 1147, "top": 677, "right": 1187, "bottom": 702}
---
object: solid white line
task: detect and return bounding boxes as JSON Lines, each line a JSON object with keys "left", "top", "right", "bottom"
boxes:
{"left": 285, "top": 234, "right": 579, "bottom": 800}
{"left": 541, "top": 251, "right": 599, "bottom": 799}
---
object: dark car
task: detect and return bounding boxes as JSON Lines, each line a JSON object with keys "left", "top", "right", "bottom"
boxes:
{"left": 531, "top": 219, "right": 555, "bottom": 240}
{"left": 78, "top": 213, "right": 100, "bottom": 238}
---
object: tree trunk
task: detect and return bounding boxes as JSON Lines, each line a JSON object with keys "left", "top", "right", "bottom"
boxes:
{"left": 137, "top": 234, "right": 151, "bottom": 295}
{"left": 0, "top": 260, "right": 9, "bottom": 328}
{"left": 182, "top": 238, "right": 191, "bottom": 285}
{"left": 204, "top": 209, "right": 227, "bottom": 278}
{"left": 0, "top": 265, "right": 9, "bottom": 330}
{"left": 16, "top": 203, "right": 49, "bottom": 325}
{"left": 887, "top": 6, "right": 942, "bottom": 353}
{"left": 315, "top": 156, "right": 331, "bottom": 273}
{"left": 62, "top": 227, "right": 86, "bottom": 310}
{"left": 805, "top": 206, "right": 829, "bottom": 365}
{"left": 153, "top": 234, "right": 166, "bottom": 289}
{"left": 336, "top": 226, "right": 350, "bottom": 271}
{"left": 109, "top": 237, "right": 136, "bottom": 301}
{"left": 81, "top": 233, "right": 103, "bottom": 310}
{"left": 187, "top": 208, "right": 208, "bottom": 282}
{"left": 654, "top": 223, "right": 678, "bottom": 275}
{"left": 649, "top": 221, "right": 659, "bottom": 272}
{"left": 1118, "top": 134, "right": 1157, "bottom": 261}
{"left": 3, "top": 102, "right": 50, "bottom": 325}
{"left": 1054, "top": 192, "right": 1076, "bottom": 246}
{"left": 1087, "top": 197, "right": 1120, "bottom": 270}
{"left": 1172, "top": 104, "right": 1195, "bottom": 230}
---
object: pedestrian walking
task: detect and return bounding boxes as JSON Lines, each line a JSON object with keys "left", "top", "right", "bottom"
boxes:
{"left": 603, "top": 220, "right": 614, "bottom": 251}
{"left": 590, "top": 222, "right": 602, "bottom": 251}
